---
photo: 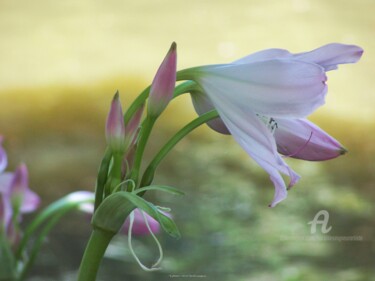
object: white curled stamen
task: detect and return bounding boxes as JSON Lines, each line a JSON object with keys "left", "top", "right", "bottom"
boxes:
{"left": 127, "top": 210, "right": 163, "bottom": 271}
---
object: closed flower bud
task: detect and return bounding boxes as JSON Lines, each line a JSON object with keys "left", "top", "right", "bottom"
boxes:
{"left": 106, "top": 92, "right": 126, "bottom": 153}
{"left": 147, "top": 42, "right": 177, "bottom": 118}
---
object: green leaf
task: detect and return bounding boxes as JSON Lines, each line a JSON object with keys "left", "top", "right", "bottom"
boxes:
{"left": 94, "top": 192, "right": 180, "bottom": 239}
{"left": 134, "top": 185, "right": 184, "bottom": 196}
{"left": 0, "top": 236, "right": 16, "bottom": 280}
{"left": 120, "top": 192, "right": 181, "bottom": 239}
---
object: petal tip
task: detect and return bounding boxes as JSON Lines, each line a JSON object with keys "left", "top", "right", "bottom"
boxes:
{"left": 340, "top": 147, "right": 348, "bottom": 155}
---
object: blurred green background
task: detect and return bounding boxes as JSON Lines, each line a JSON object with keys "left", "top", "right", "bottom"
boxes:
{"left": 0, "top": 0, "right": 374, "bottom": 280}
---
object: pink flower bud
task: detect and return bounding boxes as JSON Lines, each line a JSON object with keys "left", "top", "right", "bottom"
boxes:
{"left": 106, "top": 92, "right": 126, "bottom": 153}
{"left": 148, "top": 42, "right": 177, "bottom": 117}
{"left": 124, "top": 104, "right": 144, "bottom": 151}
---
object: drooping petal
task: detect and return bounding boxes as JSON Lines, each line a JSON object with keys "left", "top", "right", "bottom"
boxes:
{"left": 194, "top": 59, "right": 327, "bottom": 119}
{"left": 9, "top": 164, "right": 40, "bottom": 214}
{"left": 212, "top": 100, "right": 300, "bottom": 206}
{"left": 274, "top": 118, "right": 346, "bottom": 161}
{"left": 293, "top": 43, "right": 364, "bottom": 71}
{"left": 0, "top": 136, "right": 7, "bottom": 173}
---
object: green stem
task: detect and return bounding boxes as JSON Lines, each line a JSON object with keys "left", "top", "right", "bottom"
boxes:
{"left": 77, "top": 229, "right": 115, "bottom": 281}
{"left": 109, "top": 152, "right": 124, "bottom": 193}
{"left": 16, "top": 192, "right": 94, "bottom": 260}
{"left": 124, "top": 80, "right": 195, "bottom": 125}
{"left": 94, "top": 148, "right": 112, "bottom": 211}
{"left": 173, "top": 81, "right": 196, "bottom": 98}
{"left": 124, "top": 86, "right": 150, "bottom": 124}
{"left": 140, "top": 110, "right": 219, "bottom": 187}
{"left": 18, "top": 212, "right": 65, "bottom": 281}
{"left": 130, "top": 116, "right": 156, "bottom": 185}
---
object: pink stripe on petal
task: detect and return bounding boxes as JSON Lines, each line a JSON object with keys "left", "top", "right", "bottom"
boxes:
{"left": 275, "top": 118, "right": 346, "bottom": 161}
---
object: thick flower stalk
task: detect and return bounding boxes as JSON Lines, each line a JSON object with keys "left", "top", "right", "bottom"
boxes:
{"left": 179, "top": 43, "right": 363, "bottom": 207}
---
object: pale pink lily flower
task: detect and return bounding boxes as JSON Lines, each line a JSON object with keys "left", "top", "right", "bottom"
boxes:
{"left": 8, "top": 164, "right": 40, "bottom": 214}
{"left": 147, "top": 42, "right": 177, "bottom": 118}
{"left": 187, "top": 43, "right": 363, "bottom": 207}
{"left": 106, "top": 92, "right": 126, "bottom": 153}
{"left": 0, "top": 164, "right": 40, "bottom": 243}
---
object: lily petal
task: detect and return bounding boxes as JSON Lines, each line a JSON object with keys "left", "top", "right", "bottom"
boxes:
{"left": 9, "top": 164, "right": 40, "bottom": 214}
{"left": 0, "top": 136, "right": 7, "bottom": 173}
{"left": 215, "top": 103, "right": 300, "bottom": 206}
{"left": 195, "top": 59, "right": 327, "bottom": 118}
{"left": 275, "top": 118, "right": 346, "bottom": 161}
{"left": 294, "top": 43, "right": 364, "bottom": 71}
{"left": 234, "top": 48, "right": 292, "bottom": 64}
{"left": 0, "top": 191, "right": 12, "bottom": 231}
{"left": 190, "top": 90, "right": 230, "bottom": 134}
{"left": 234, "top": 43, "right": 363, "bottom": 71}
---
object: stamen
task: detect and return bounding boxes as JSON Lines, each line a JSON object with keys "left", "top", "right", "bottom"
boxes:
{"left": 127, "top": 210, "right": 164, "bottom": 271}
{"left": 282, "top": 131, "right": 313, "bottom": 158}
{"left": 141, "top": 210, "right": 164, "bottom": 268}
{"left": 256, "top": 114, "right": 278, "bottom": 134}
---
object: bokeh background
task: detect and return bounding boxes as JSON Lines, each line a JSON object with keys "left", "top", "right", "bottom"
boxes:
{"left": 1, "top": 0, "right": 374, "bottom": 280}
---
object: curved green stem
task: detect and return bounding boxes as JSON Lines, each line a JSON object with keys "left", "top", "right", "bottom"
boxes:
{"left": 173, "top": 81, "right": 196, "bottom": 98}
{"left": 15, "top": 192, "right": 94, "bottom": 280}
{"left": 77, "top": 229, "right": 115, "bottom": 281}
{"left": 124, "top": 86, "right": 150, "bottom": 124}
{"left": 140, "top": 110, "right": 219, "bottom": 187}
{"left": 130, "top": 116, "right": 156, "bottom": 186}
{"left": 16, "top": 192, "right": 94, "bottom": 260}
{"left": 18, "top": 212, "right": 65, "bottom": 281}
{"left": 94, "top": 148, "right": 112, "bottom": 211}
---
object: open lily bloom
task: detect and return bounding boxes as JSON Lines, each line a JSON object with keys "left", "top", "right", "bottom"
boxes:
{"left": 186, "top": 43, "right": 363, "bottom": 207}
{"left": 0, "top": 164, "right": 40, "bottom": 239}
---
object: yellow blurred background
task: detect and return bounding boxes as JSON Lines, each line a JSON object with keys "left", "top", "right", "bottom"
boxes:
{"left": 0, "top": 0, "right": 374, "bottom": 280}
{"left": 0, "top": 0, "right": 374, "bottom": 118}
